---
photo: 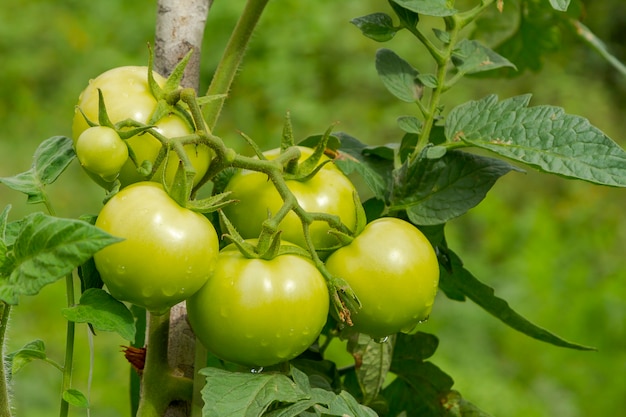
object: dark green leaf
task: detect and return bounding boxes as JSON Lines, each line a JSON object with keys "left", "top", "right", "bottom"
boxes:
{"left": 332, "top": 132, "right": 393, "bottom": 201}
{"left": 351, "top": 13, "right": 398, "bottom": 42}
{"left": 0, "top": 213, "right": 123, "bottom": 305}
{"left": 348, "top": 333, "right": 394, "bottom": 405}
{"left": 446, "top": 94, "right": 626, "bottom": 187}
{"left": 62, "top": 288, "right": 136, "bottom": 342}
{"left": 390, "top": 0, "right": 457, "bottom": 17}
{"left": 388, "top": 0, "right": 419, "bottom": 28}
{"left": 375, "top": 49, "right": 422, "bottom": 102}
{"left": 451, "top": 39, "right": 516, "bottom": 75}
{"left": 439, "top": 247, "right": 596, "bottom": 350}
{"left": 199, "top": 367, "right": 309, "bottom": 417}
{"left": 62, "top": 388, "right": 89, "bottom": 408}
{"left": 0, "top": 136, "right": 75, "bottom": 204}
{"left": 390, "top": 150, "right": 521, "bottom": 225}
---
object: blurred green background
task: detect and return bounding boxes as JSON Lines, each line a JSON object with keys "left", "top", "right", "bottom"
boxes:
{"left": 1, "top": 0, "right": 624, "bottom": 416}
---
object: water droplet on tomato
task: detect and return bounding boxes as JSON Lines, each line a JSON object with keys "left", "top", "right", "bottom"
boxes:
{"left": 116, "top": 265, "right": 126, "bottom": 275}
{"left": 250, "top": 367, "right": 263, "bottom": 374}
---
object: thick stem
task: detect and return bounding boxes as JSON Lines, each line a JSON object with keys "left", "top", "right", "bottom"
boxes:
{"left": 203, "top": 0, "right": 271, "bottom": 130}
{"left": 155, "top": 0, "right": 212, "bottom": 89}
{"left": 0, "top": 303, "right": 12, "bottom": 417}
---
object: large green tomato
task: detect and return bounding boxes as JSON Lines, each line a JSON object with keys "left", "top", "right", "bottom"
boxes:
{"left": 221, "top": 146, "right": 365, "bottom": 251}
{"left": 72, "top": 66, "right": 212, "bottom": 188}
{"left": 94, "top": 182, "right": 219, "bottom": 314}
{"left": 75, "top": 126, "right": 128, "bottom": 182}
{"left": 325, "top": 217, "right": 439, "bottom": 339}
{"left": 187, "top": 243, "right": 329, "bottom": 367}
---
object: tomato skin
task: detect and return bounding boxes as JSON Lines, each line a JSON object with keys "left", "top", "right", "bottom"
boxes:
{"left": 187, "top": 243, "right": 330, "bottom": 367}
{"left": 75, "top": 126, "right": 128, "bottom": 182}
{"left": 72, "top": 66, "right": 212, "bottom": 188}
{"left": 324, "top": 217, "right": 439, "bottom": 339}
{"left": 222, "top": 146, "right": 365, "bottom": 251}
{"left": 94, "top": 182, "right": 219, "bottom": 314}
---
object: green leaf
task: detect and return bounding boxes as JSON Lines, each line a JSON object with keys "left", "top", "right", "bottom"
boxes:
{"left": 397, "top": 116, "right": 422, "bottom": 134}
{"left": 390, "top": 150, "right": 521, "bottom": 225}
{"left": 5, "top": 339, "right": 63, "bottom": 380}
{"left": 375, "top": 49, "right": 422, "bottom": 103}
{"left": 351, "top": 13, "right": 398, "bottom": 42}
{"left": 440, "top": 390, "right": 493, "bottom": 417}
{"left": 348, "top": 333, "right": 394, "bottom": 405}
{"left": 199, "top": 367, "right": 309, "bottom": 417}
{"left": 0, "top": 213, "right": 123, "bottom": 305}
{"left": 446, "top": 94, "right": 626, "bottom": 187}
{"left": 439, "top": 247, "right": 596, "bottom": 351}
{"left": 332, "top": 132, "right": 393, "bottom": 201}
{"left": 62, "top": 288, "right": 136, "bottom": 342}
{"left": 321, "top": 391, "right": 379, "bottom": 417}
{"left": 389, "top": 0, "right": 457, "bottom": 17}
{"left": 451, "top": 39, "right": 516, "bottom": 75}
{"left": 549, "top": 0, "right": 570, "bottom": 12}
{"left": 0, "top": 136, "right": 75, "bottom": 204}
{"left": 62, "top": 388, "right": 89, "bottom": 408}
{"left": 389, "top": 0, "right": 419, "bottom": 28}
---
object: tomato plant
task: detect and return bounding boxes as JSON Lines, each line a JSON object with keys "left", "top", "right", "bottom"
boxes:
{"left": 222, "top": 146, "right": 365, "bottom": 251}
{"left": 94, "top": 182, "right": 219, "bottom": 314}
{"left": 1, "top": 0, "right": 625, "bottom": 417}
{"left": 72, "top": 66, "right": 213, "bottom": 189}
{"left": 187, "top": 242, "right": 329, "bottom": 367}
{"left": 325, "top": 217, "right": 439, "bottom": 339}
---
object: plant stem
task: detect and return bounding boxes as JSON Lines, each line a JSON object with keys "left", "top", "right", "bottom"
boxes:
{"left": 0, "top": 302, "right": 13, "bottom": 417}
{"left": 202, "top": 0, "right": 270, "bottom": 130}
{"left": 59, "top": 274, "right": 76, "bottom": 417}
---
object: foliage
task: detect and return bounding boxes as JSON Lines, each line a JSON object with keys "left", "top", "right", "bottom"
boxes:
{"left": 1, "top": 0, "right": 625, "bottom": 417}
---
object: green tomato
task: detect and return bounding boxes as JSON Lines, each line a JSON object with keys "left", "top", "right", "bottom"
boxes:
{"left": 187, "top": 243, "right": 329, "bottom": 367}
{"left": 94, "top": 182, "right": 219, "bottom": 314}
{"left": 325, "top": 217, "right": 439, "bottom": 339}
{"left": 221, "top": 146, "right": 365, "bottom": 251}
{"left": 75, "top": 126, "right": 128, "bottom": 182}
{"left": 72, "top": 66, "right": 212, "bottom": 188}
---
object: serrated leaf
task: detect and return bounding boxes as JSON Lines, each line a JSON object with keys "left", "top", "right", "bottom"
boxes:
{"left": 375, "top": 49, "right": 422, "bottom": 103}
{"left": 332, "top": 132, "right": 393, "bottom": 201}
{"left": 446, "top": 94, "right": 626, "bottom": 187}
{"left": 0, "top": 213, "right": 123, "bottom": 305}
{"left": 390, "top": 0, "right": 457, "bottom": 17}
{"left": 439, "top": 247, "right": 596, "bottom": 351}
{"left": 199, "top": 367, "right": 309, "bottom": 417}
{"left": 62, "top": 288, "right": 135, "bottom": 342}
{"left": 348, "top": 333, "right": 394, "bottom": 405}
{"left": 451, "top": 39, "right": 516, "bottom": 75}
{"left": 351, "top": 13, "right": 397, "bottom": 42}
{"left": 0, "top": 136, "right": 75, "bottom": 204}
{"left": 390, "top": 150, "right": 521, "bottom": 225}
{"left": 549, "top": 0, "right": 570, "bottom": 12}
{"left": 62, "top": 388, "right": 89, "bottom": 408}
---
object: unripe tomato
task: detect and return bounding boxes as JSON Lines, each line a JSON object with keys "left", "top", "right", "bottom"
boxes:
{"left": 72, "top": 66, "right": 212, "bottom": 188}
{"left": 75, "top": 126, "right": 128, "bottom": 182}
{"left": 221, "top": 146, "right": 365, "bottom": 251}
{"left": 325, "top": 217, "right": 439, "bottom": 339}
{"left": 94, "top": 182, "right": 219, "bottom": 314}
{"left": 187, "top": 243, "right": 329, "bottom": 367}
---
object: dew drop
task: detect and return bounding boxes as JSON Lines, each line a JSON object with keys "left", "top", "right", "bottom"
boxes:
{"left": 116, "top": 265, "right": 127, "bottom": 275}
{"left": 250, "top": 367, "right": 264, "bottom": 374}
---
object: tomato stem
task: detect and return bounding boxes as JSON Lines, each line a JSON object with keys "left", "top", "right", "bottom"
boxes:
{"left": 0, "top": 302, "right": 13, "bottom": 417}
{"left": 59, "top": 274, "right": 76, "bottom": 417}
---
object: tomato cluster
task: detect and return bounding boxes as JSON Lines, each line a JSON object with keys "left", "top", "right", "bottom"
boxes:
{"left": 81, "top": 66, "right": 440, "bottom": 368}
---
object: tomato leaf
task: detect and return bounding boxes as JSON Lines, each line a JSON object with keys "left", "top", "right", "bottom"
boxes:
{"left": 451, "top": 39, "right": 516, "bottom": 75}
{"left": 0, "top": 136, "right": 75, "bottom": 204}
{"left": 351, "top": 13, "right": 398, "bottom": 42}
{"left": 549, "top": 0, "right": 570, "bottom": 12}
{"left": 439, "top": 247, "right": 597, "bottom": 351}
{"left": 199, "top": 367, "right": 309, "bottom": 417}
{"left": 5, "top": 339, "right": 63, "bottom": 380}
{"left": 446, "top": 94, "right": 626, "bottom": 187}
{"left": 390, "top": 150, "right": 521, "bottom": 225}
{"left": 388, "top": 1, "right": 419, "bottom": 29}
{"left": 0, "top": 213, "right": 123, "bottom": 305}
{"left": 62, "top": 388, "right": 89, "bottom": 408}
{"left": 440, "top": 390, "right": 494, "bottom": 417}
{"left": 375, "top": 48, "right": 422, "bottom": 102}
{"left": 389, "top": 0, "right": 457, "bottom": 17}
{"left": 62, "top": 288, "right": 136, "bottom": 343}
{"left": 348, "top": 333, "right": 394, "bottom": 406}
